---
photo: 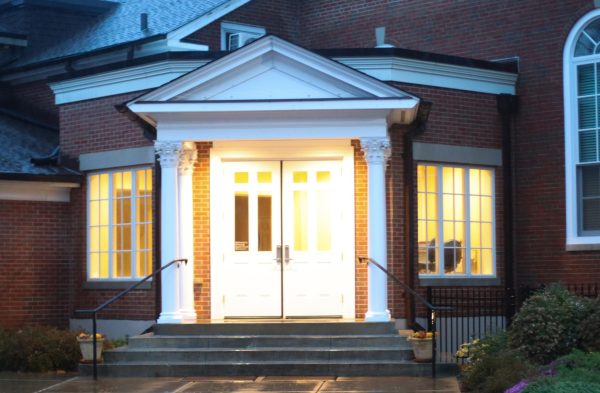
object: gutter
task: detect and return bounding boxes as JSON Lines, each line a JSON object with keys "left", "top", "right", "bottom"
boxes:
{"left": 0, "top": 172, "right": 82, "bottom": 183}
{"left": 496, "top": 94, "right": 519, "bottom": 323}
{"left": 404, "top": 101, "right": 432, "bottom": 328}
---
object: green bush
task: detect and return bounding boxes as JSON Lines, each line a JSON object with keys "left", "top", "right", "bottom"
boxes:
{"left": 508, "top": 284, "right": 593, "bottom": 364}
{"left": 0, "top": 325, "right": 80, "bottom": 372}
{"left": 460, "top": 332, "right": 534, "bottom": 393}
{"left": 579, "top": 299, "right": 600, "bottom": 352}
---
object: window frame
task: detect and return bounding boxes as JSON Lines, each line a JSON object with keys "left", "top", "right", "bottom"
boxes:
{"left": 220, "top": 21, "right": 266, "bottom": 51}
{"left": 417, "top": 162, "right": 497, "bottom": 279}
{"left": 86, "top": 166, "right": 153, "bottom": 282}
{"left": 564, "top": 9, "right": 600, "bottom": 248}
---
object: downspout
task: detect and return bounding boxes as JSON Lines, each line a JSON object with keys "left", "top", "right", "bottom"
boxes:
{"left": 404, "top": 101, "right": 432, "bottom": 328}
{"left": 496, "top": 94, "right": 519, "bottom": 324}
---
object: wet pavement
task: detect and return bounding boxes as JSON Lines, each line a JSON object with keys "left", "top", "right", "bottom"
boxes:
{"left": 0, "top": 373, "right": 460, "bottom": 393}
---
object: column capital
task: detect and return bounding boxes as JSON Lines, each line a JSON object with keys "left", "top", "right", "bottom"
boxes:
{"left": 178, "top": 142, "right": 198, "bottom": 176}
{"left": 154, "top": 141, "right": 182, "bottom": 168}
{"left": 360, "top": 137, "right": 391, "bottom": 165}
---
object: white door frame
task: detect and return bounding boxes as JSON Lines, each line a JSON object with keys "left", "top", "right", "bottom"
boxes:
{"left": 210, "top": 139, "right": 356, "bottom": 319}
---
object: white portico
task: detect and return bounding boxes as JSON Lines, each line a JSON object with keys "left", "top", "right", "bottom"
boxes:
{"left": 128, "top": 36, "right": 419, "bottom": 323}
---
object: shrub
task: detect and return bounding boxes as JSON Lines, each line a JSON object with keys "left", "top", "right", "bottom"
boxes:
{"left": 508, "top": 284, "right": 593, "bottom": 364}
{"left": 579, "top": 299, "right": 600, "bottom": 352}
{"left": 460, "top": 332, "right": 534, "bottom": 393}
{"left": 104, "top": 337, "right": 128, "bottom": 350}
{"left": 0, "top": 325, "right": 80, "bottom": 372}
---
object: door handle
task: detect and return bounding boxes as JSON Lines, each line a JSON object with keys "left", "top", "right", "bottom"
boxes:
{"left": 284, "top": 245, "right": 293, "bottom": 263}
{"left": 274, "top": 245, "right": 282, "bottom": 263}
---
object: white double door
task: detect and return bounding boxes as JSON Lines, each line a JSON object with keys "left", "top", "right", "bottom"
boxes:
{"left": 222, "top": 160, "right": 344, "bottom": 318}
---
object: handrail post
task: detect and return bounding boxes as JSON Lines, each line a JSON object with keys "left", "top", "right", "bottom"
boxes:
{"left": 431, "top": 309, "right": 437, "bottom": 378}
{"left": 92, "top": 311, "right": 97, "bottom": 380}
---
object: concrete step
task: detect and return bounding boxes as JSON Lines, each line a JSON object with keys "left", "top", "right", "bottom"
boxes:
{"left": 127, "top": 333, "right": 411, "bottom": 349}
{"left": 103, "top": 347, "right": 414, "bottom": 363}
{"left": 80, "top": 360, "right": 457, "bottom": 378}
{"left": 153, "top": 322, "right": 396, "bottom": 336}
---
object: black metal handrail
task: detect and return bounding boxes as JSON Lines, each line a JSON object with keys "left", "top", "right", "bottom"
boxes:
{"left": 76, "top": 258, "right": 187, "bottom": 380}
{"left": 358, "top": 256, "right": 452, "bottom": 378}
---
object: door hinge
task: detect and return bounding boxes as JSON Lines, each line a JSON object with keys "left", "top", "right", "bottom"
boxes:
{"left": 222, "top": 295, "right": 225, "bottom": 304}
{"left": 341, "top": 294, "right": 344, "bottom": 304}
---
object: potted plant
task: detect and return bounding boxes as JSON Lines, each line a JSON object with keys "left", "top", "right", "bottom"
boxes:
{"left": 76, "top": 331, "right": 105, "bottom": 362}
{"left": 407, "top": 330, "right": 434, "bottom": 362}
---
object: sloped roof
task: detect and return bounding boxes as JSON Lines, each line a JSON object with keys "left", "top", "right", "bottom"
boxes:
{"left": 4, "top": 0, "right": 236, "bottom": 69}
{"left": 0, "top": 109, "right": 79, "bottom": 178}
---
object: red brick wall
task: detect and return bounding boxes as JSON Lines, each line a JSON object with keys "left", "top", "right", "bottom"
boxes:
{"left": 184, "top": 0, "right": 300, "bottom": 50}
{"left": 10, "top": 82, "right": 58, "bottom": 125}
{"left": 0, "top": 200, "right": 72, "bottom": 328}
{"left": 59, "top": 91, "right": 152, "bottom": 164}
{"left": 298, "top": 0, "right": 599, "bottom": 286}
{"left": 193, "top": 142, "right": 212, "bottom": 319}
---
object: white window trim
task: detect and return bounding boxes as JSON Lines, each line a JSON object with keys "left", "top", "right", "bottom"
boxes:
{"left": 86, "top": 167, "right": 153, "bottom": 281}
{"left": 220, "top": 21, "right": 266, "bottom": 50}
{"left": 417, "top": 163, "right": 497, "bottom": 279}
{"left": 564, "top": 9, "right": 600, "bottom": 247}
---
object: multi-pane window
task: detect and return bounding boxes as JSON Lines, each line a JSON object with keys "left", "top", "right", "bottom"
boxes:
{"left": 574, "top": 19, "right": 600, "bottom": 234}
{"left": 88, "top": 168, "right": 153, "bottom": 280}
{"left": 417, "top": 164, "right": 495, "bottom": 277}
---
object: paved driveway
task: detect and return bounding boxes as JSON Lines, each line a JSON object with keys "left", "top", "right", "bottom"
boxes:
{"left": 1, "top": 375, "right": 460, "bottom": 393}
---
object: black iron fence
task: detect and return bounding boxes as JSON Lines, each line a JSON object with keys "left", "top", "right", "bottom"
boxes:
{"left": 425, "top": 283, "right": 600, "bottom": 363}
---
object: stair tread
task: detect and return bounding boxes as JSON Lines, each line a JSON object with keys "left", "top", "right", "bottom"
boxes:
{"left": 135, "top": 334, "right": 404, "bottom": 339}
{"left": 96, "top": 360, "right": 432, "bottom": 365}
{"left": 109, "top": 346, "right": 411, "bottom": 352}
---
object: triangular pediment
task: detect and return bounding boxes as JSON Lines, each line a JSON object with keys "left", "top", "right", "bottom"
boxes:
{"left": 134, "top": 36, "right": 416, "bottom": 103}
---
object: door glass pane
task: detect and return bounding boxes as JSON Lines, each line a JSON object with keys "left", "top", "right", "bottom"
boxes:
{"left": 235, "top": 172, "right": 248, "bottom": 184}
{"left": 235, "top": 192, "right": 249, "bottom": 251}
{"left": 294, "top": 190, "right": 308, "bottom": 251}
{"left": 317, "top": 189, "right": 331, "bottom": 251}
{"left": 316, "top": 171, "right": 330, "bottom": 183}
{"left": 293, "top": 171, "right": 308, "bottom": 183}
{"left": 258, "top": 194, "right": 272, "bottom": 251}
{"left": 258, "top": 172, "right": 272, "bottom": 183}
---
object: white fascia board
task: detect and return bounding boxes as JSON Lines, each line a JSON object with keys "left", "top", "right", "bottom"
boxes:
{"left": 50, "top": 60, "right": 210, "bottom": 104}
{"left": 156, "top": 115, "right": 389, "bottom": 141}
{"left": 129, "top": 98, "right": 417, "bottom": 113}
{"left": 167, "top": 0, "right": 252, "bottom": 41}
{"left": 336, "top": 57, "right": 518, "bottom": 95}
{"left": 0, "top": 180, "right": 79, "bottom": 202}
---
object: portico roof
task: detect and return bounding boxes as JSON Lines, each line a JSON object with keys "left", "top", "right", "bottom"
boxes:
{"left": 128, "top": 35, "right": 420, "bottom": 141}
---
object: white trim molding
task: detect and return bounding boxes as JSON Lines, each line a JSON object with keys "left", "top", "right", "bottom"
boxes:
{"left": 50, "top": 60, "right": 210, "bottom": 105}
{"left": 0, "top": 180, "right": 79, "bottom": 202}
{"left": 564, "top": 9, "right": 600, "bottom": 248}
{"left": 79, "top": 146, "right": 156, "bottom": 171}
{"left": 336, "top": 56, "right": 518, "bottom": 95}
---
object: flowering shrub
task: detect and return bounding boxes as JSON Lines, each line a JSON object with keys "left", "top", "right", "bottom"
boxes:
{"left": 508, "top": 284, "right": 593, "bottom": 365}
{"left": 76, "top": 331, "right": 104, "bottom": 340}
{"left": 411, "top": 330, "right": 433, "bottom": 339}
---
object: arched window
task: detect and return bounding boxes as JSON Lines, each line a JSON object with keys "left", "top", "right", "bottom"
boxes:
{"left": 564, "top": 10, "right": 600, "bottom": 248}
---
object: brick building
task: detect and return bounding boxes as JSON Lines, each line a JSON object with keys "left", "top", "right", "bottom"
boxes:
{"left": 0, "top": 0, "right": 597, "bottom": 337}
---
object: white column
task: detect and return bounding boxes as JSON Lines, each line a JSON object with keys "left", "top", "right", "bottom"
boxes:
{"left": 361, "top": 137, "right": 391, "bottom": 322}
{"left": 178, "top": 142, "right": 198, "bottom": 322}
{"left": 155, "top": 141, "right": 183, "bottom": 324}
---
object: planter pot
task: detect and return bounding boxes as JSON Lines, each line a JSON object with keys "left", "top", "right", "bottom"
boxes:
{"left": 407, "top": 337, "right": 433, "bottom": 362}
{"left": 77, "top": 338, "right": 104, "bottom": 363}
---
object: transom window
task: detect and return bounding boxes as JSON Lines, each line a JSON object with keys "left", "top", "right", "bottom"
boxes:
{"left": 417, "top": 164, "right": 495, "bottom": 277}
{"left": 88, "top": 168, "right": 153, "bottom": 280}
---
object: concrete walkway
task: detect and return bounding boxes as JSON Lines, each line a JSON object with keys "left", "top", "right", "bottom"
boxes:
{"left": 0, "top": 374, "right": 460, "bottom": 393}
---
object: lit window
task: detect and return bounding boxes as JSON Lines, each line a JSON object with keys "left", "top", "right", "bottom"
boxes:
{"left": 88, "top": 168, "right": 153, "bottom": 280}
{"left": 417, "top": 164, "right": 495, "bottom": 277}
